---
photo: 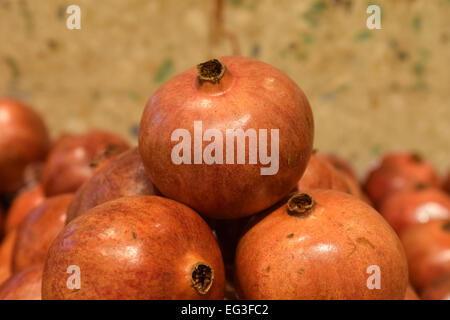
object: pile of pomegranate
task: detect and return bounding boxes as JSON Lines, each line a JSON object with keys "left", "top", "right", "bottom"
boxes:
{"left": 0, "top": 56, "right": 449, "bottom": 300}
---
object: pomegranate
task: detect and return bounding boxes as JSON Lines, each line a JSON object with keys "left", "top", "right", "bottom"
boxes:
{"left": 0, "top": 230, "right": 16, "bottom": 285}
{"left": 12, "top": 194, "right": 73, "bottom": 273}
{"left": 404, "top": 284, "right": 420, "bottom": 300}
{"left": 0, "top": 265, "right": 42, "bottom": 300}
{"left": 0, "top": 264, "right": 9, "bottom": 286}
{"left": 421, "top": 274, "right": 450, "bottom": 300}
{"left": 5, "top": 184, "right": 45, "bottom": 233}
{"left": 380, "top": 185, "right": 450, "bottom": 234}
{"left": 364, "top": 152, "right": 442, "bottom": 208}
{"left": 0, "top": 99, "right": 50, "bottom": 193}
{"left": 66, "top": 147, "right": 158, "bottom": 223}
{"left": 139, "top": 56, "right": 314, "bottom": 219}
{"left": 235, "top": 190, "right": 408, "bottom": 299}
{"left": 320, "top": 153, "right": 358, "bottom": 182}
{"left": 22, "top": 162, "right": 44, "bottom": 189}
{"left": 41, "top": 130, "right": 130, "bottom": 196}
{"left": 42, "top": 196, "right": 225, "bottom": 300}
{"left": 400, "top": 219, "right": 450, "bottom": 293}
{"left": 0, "top": 229, "right": 17, "bottom": 269}
{"left": 297, "top": 152, "right": 350, "bottom": 193}
{"left": 445, "top": 171, "right": 450, "bottom": 194}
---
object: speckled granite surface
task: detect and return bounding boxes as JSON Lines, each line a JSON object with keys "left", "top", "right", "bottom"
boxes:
{"left": 0, "top": 0, "right": 449, "bottom": 176}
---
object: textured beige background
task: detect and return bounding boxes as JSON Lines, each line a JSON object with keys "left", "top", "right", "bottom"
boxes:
{"left": 0, "top": 0, "right": 449, "bottom": 177}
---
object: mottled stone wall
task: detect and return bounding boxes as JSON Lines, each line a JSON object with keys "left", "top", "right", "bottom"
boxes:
{"left": 1, "top": 0, "right": 449, "bottom": 176}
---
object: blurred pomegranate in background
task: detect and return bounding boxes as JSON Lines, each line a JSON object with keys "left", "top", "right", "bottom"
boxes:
{"left": 235, "top": 190, "right": 408, "bottom": 300}
{"left": 0, "top": 99, "right": 50, "bottom": 194}
{"left": 0, "top": 231, "right": 14, "bottom": 286}
{"left": 380, "top": 185, "right": 450, "bottom": 234}
{"left": 445, "top": 171, "right": 450, "bottom": 194}
{"left": 12, "top": 194, "right": 73, "bottom": 272}
{"left": 41, "top": 130, "right": 130, "bottom": 196}
{"left": 0, "top": 265, "right": 42, "bottom": 300}
{"left": 400, "top": 219, "right": 450, "bottom": 293}
{"left": 364, "top": 152, "right": 442, "bottom": 208}
{"left": 66, "top": 147, "right": 158, "bottom": 223}
{"left": 42, "top": 196, "right": 225, "bottom": 300}
{"left": 139, "top": 56, "right": 314, "bottom": 219}
{"left": 404, "top": 284, "right": 420, "bottom": 300}
{"left": 22, "top": 162, "right": 44, "bottom": 190}
{"left": 0, "top": 264, "right": 8, "bottom": 286}
{"left": 5, "top": 185, "right": 45, "bottom": 234}
{"left": 320, "top": 153, "right": 358, "bottom": 182}
{"left": 297, "top": 152, "right": 350, "bottom": 194}
{"left": 421, "top": 274, "right": 450, "bottom": 300}
{"left": 0, "top": 230, "right": 17, "bottom": 271}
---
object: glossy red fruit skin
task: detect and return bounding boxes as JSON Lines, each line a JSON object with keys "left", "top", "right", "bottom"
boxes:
{"left": 235, "top": 190, "right": 408, "bottom": 300}
{"left": 400, "top": 220, "right": 450, "bottom": 293}
{"left": 12, "top": 194, "right": 73, "bottom": 273}
{"left": 0, "top": 265, "right": 42, "bottom": 300}
{"left": 364, "top": 152, "right": 442, "bottom": 208}
{"left": 297, "top": 153, "right": 350, "bottom": 193}
{"left": 5, "top": 185, "right": 45, "bottom": 234}
{"left": 421, "top": 274, "right": 450, "bottom": 300}
{"left": 41, "top": 130, "right": 130, "bottom": 196}
{"left": 139, "top": 56, "right": 314, "bottom": 219}
{"left": 380, "top": 187, "right": 450, "bottom": 235}
{"left": 42, "top": 196, "right": 225, "bottom": 300}
{"left": 65, "top": 147, "right": 158, "bottom": 224}
{"left": 0, "top": 99, "right": 50, "bottom": 193}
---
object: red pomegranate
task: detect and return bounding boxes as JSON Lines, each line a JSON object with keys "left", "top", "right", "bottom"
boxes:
{"left": 0, "top": 99, "right": 50, "bottom": 193}
{"left": 0, "top": 265, "right": 42, "bottom": 300}
{"left": 400, "top": 219, "right": 450, "bottom": 293}
{"left": 41, "top": 130, "right": 130, "bottom": 196}
{"left": 0, "top": 264, "right": 9, "bottom": 286}
{"left": 421, "top": 274, "right": 450, "bottom": 300}
{"left": 22, "top": 162, "right": 44, "bottom": 189}
{"left": 42, "top": 196, "right": 225, "bottom": 300}
{"left": 364, "top": 152, "right": 442, "bottom": 208}
{"left": 0, "top": 230, "right": 16, "bottom": 268}
{"left": 445, "top": 171, "right": 450, "bottom": 194}
{"left": 320, "top": 153, "right": 358, "bottom": 182}
{"left": 380, "top": 185, "right": 450, "bottom": 234}
{"left": 297, "top": 152, "right": 350, "bottom": 194}
{"left": 66, "top": 147, "right": 158, "bottom": 223}
{"left": 404, "top": 283, "right": 420, "bottom": 300}
{"left": 0, "top": 230, "right": 16, "bottom": 285}
{"left": 12, "top": 194, "right": 73, "bottom": 273}
{"left": 235, "top": 190, "right": 408, "bottom": 299}
{"left": 139, "top": 56, "right": 314, "bottom": 219}
{"left": 5, "top": 184, "right": 45, "bottom": 233}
